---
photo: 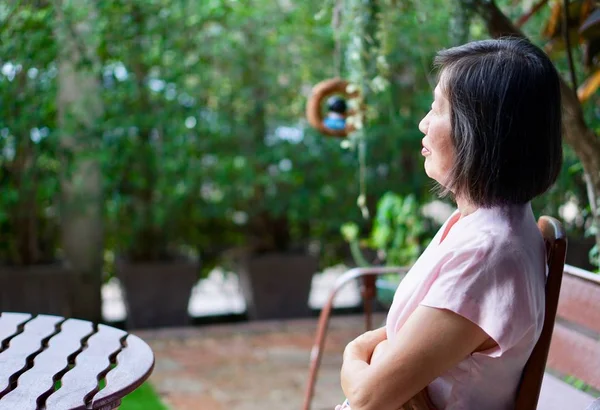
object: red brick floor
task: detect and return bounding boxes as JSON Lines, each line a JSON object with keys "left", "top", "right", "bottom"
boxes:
{"left": 134, "top": 314, "right": 382, "bottom": 410}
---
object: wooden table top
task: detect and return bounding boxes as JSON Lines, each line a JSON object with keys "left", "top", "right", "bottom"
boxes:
{"left": 0, "top": 312, "right": 154, "bottom": 410}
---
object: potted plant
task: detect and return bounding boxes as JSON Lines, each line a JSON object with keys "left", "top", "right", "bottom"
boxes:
{"left": 219, "top": 140, "right": 319, "bottom": 320}
{"left": 103, "top": 123, "right": 201, "bottom": 329}
{"left": 100, "top": 3, "right": 202, "bottom": 329}
{"left": 233, "top": 210, "right": 319, "bottom": 321}
{"left": 341, "top": 192, "right": 433, "bottom": 308}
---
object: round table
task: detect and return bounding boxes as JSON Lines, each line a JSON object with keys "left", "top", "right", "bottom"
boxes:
{"left": 0, "top": 312, "right": 154, "bottom": 409}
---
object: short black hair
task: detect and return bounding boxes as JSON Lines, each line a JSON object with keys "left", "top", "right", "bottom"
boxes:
{"left": 434, "top": 37, "right": 563, "bottom": 207}
{"left": 327, "top": 96, "right": 347, "bottom": 114}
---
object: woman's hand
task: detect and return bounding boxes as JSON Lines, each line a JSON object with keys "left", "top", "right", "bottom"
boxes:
{"left": 340, "top": 327, "right": 386, "bottom": 406}
{"left": 344, "top": 326, "right": 387, "bottom": 364}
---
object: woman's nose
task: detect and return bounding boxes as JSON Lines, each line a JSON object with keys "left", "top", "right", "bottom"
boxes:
{"left": 418, "top": 113, "right": 429, "bottom": 135}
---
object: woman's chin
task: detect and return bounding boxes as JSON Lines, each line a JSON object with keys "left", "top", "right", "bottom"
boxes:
{"left": 423, "top": 162, "right": 435, "bottom": 180}
{"left": 424, "top": 166, "right": 449, "bottom": 188}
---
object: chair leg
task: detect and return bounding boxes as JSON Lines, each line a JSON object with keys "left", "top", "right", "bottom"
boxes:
{"left": 361, "top": 274, "right": 376, "bottom": 331}
{"left": 302, "top": 291, "right": 337, "bottom": 410}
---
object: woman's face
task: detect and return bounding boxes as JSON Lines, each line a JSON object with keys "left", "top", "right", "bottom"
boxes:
{"left": 418, "top": 82, "right": 454, "bottom": 188}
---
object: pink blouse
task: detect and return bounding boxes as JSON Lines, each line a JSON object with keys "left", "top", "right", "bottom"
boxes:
{"left": 385, "top": 203, "right": 547, "bottom": 410}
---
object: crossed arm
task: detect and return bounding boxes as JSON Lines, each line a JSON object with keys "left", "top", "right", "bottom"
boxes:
{"left": 340, "top": 305, "right": 493, "bottom": 410}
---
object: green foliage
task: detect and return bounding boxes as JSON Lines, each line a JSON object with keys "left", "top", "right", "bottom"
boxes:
{"left": 0, "top": 0, "right": 481, "bottom": 271}
{"left": 98, "top": 1, "right": 212, "bottom": 261}
{"left": 562, "top": 374, "right": 600, "bottom": 396}
{"left": 342, "top": 192, "right": 434, "bottom": 268}
{"left": 95, "top": 0, "right": 362, "bottom": 262}
{"left": 120, "top": 382, "right": 168, "bottom": 410}
{"left": 0, "top": 2, "right": 60, "bottom": 265}
{"left": 370, "top": 192, "right": 431, "bottom": 266}
{"left": 4, "top": 0, "right": 597, "bottom": 273}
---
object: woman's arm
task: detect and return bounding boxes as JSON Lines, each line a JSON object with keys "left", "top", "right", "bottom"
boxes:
{"left": 341, "top": 306, "right": 492, "bottom": 410}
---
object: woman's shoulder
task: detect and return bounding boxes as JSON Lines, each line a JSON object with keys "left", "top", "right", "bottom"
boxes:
{"left": 448, "top": 204, "right": 543, "bottom": 253}
{"left": 425, "top": 207, "right": 545, "bottom": 351}
{"left": 440, "top": 205, "right": 546, "bottom": 285}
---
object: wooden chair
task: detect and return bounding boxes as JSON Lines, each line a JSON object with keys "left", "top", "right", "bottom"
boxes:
{"left": 515, "top": 216, "right": 567, "bottom": 410}
{"left": 302, "top": 216, "right": 567, "bottom": 410}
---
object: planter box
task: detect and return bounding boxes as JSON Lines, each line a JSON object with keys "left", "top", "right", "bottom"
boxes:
{"left": 376, "top": 277, "right": 399, "bottom": 309}
{"left": 0, "top": 264, "right": 77, "bottom": 317}
{"left": 238, "top": 253, "right": 318, "bottom": 320}
{"left": 116, "top": 258, "right": 198, "bottom": 329}
{"left": 565, "top": 237, "right": 597, "bottom": 271}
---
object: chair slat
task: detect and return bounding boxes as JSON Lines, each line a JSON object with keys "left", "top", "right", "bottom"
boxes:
{"left": 91, "top": 334, "right": 155, "bottom": 409}
{"left": 0, "top": 319, "right": 94, "bottom": 410}
{"left": 0, "top": 315, "right": 63, "bottom": 396}
{"left": 548, "top": 322, "right": 600, "bottom": 390}
{"left": 0, "top": 313, "right": 32, "bottom": 346}
{"left": 556, "top": 274, "right": 600, "bottom": 334}
{"left": 45, "top": 324, "right": 126, "bottom": 410}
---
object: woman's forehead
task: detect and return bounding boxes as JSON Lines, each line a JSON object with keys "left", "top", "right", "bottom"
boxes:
{"left": 435, "top": 70, "right": 450, "bottom": 99}
{"left": 433, "top": 84, "right": 448, "bottom": 107}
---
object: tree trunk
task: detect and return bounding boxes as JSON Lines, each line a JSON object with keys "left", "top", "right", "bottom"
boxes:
{"left": 54, "top": 0, "right": 104, "bottom": 321}
{"left": 472, "top": 0, "right": 600, "bottom": 258}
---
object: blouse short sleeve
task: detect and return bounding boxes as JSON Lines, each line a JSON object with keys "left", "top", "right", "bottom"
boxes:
{"left": 419, "top": 235, "right": 540, "bottom": 358}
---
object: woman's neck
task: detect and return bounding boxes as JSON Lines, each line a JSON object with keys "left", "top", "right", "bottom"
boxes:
{"left": 455, "top": 196, "right": 478, "bottom": 218}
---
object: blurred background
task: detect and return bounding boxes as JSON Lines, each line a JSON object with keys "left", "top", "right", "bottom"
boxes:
{"left": 1, "top": 0, "right": 600, "bottom": 408}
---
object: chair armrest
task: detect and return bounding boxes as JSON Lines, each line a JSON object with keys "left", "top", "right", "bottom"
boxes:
{"left": 331, "top": 266, "right": 412, "bottom": 296}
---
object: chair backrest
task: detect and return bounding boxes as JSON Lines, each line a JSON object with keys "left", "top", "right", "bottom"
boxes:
{"left": 515, "top": 216, "right": 568, "bottom": 410}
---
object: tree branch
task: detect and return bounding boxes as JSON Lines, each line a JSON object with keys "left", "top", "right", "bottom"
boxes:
{"left": 562, "top": 0, "right": 578, "bottom": 92}
{"left": 54, "top": 0, "right": 94, "bottom": 68}
{"left": 516, "top": 0, "right": 550, "bottom": 28}
{"left": 471, "top": 0, "right": 600, "bottom": 163}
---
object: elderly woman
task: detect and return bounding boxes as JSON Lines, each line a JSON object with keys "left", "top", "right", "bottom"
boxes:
{"left": 337, "top": 38, "right": 563, "bottom": 410}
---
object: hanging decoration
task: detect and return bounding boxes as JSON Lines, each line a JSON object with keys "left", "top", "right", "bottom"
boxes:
{"left": 305, "top": 0, "right": 388, "bottom": 219}
{"left": 305, "top": 77, "right": 360, "bottom": 138}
